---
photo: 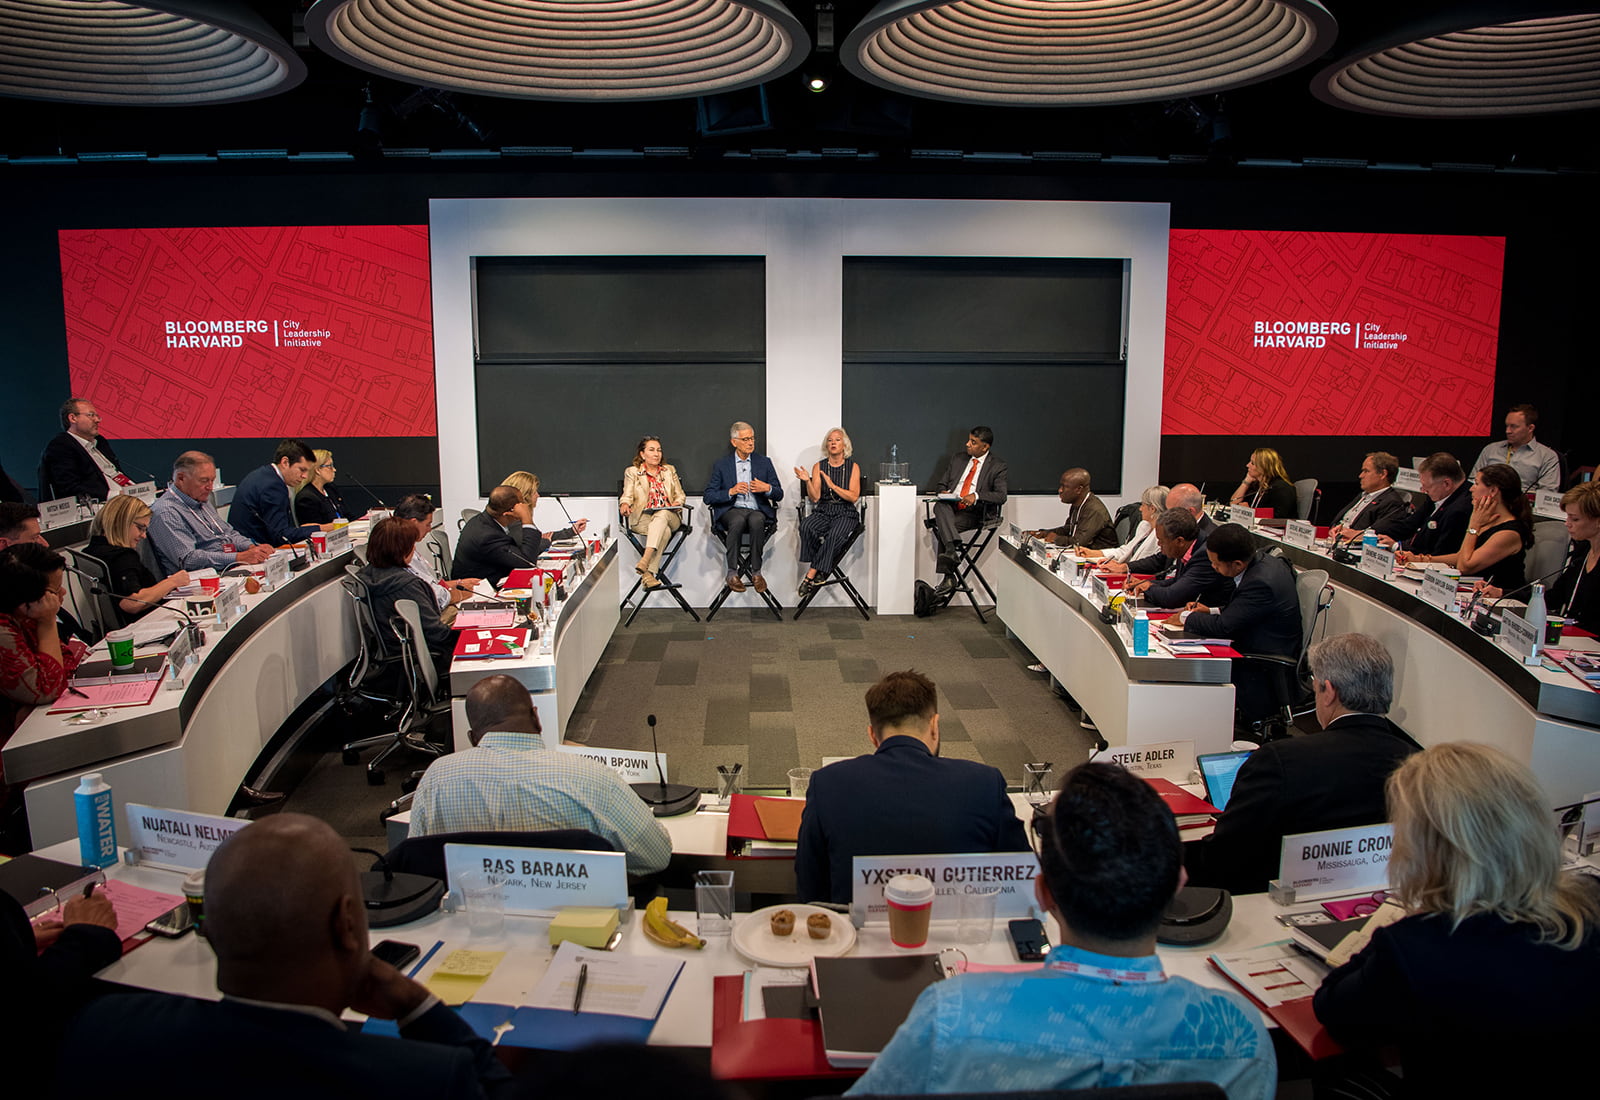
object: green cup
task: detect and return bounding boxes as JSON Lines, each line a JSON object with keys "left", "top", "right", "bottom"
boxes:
{"left": 105, "top": 629, "right": 135, "bottom": 670}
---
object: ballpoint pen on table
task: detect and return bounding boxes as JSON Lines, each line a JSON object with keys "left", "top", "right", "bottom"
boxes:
{"left": 572, "top": 962, "right": 589, "bottom": 1014}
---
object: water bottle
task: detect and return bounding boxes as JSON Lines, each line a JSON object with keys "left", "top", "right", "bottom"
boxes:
{"left": 1132, "top": 609, "right": 1150, "bottom": 656}
{"left": 1362, "top": 529, "right": 1378, "bottom": 554}
{"left": 1525, "top": 584, "right": 1548, "bottom": 659}
{"left": 74, "top": 772, "right": 117, "bottom": 868}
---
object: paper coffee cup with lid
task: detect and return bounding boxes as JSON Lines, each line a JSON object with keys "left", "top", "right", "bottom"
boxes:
{"left": 884, "top": 873, "right": 936, "bottom": 948}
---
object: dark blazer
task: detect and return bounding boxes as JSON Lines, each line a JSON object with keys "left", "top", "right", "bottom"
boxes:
{"left": 1253, "top": 478, "right": 1299, "bottom": 520}
{"left": 1134, "top": 532, "right": 1234, "bottom": 610}
{"left": 1333, "top": 485, "right": 1413, "bottom": 540}
{"left": 231, "top": 464, "right": 319, "bottom": 546}
{"left": 84, "top": 535, "right": 158, "bottom": 624}
{"left": 1184, "top": 712, "right": 1421, "bottom": 894}
{"left": 795, "top": 735, "right": 1030, "bottom": 904}
{"left": 1313, "top": 887, "right": 1600, "bottom": 1094}
{"left": 58, "top": 992, "right": 512, "bottom": 1100}
{"left": 1184, "top": 552, "right": 1301, "bottom": 659}
{"left": 935, "top": 451, "right": 1008, "bottom": 510}
{"left": 1397, "top": 482, "right": 1471, "bottom": 555}
{"left": 451, "top": 511, "right": 540, "bottom": 586}
{"left": 1551, "top": 540, "right": 1597, "bottom": 632}
{"left": 705, "top": 451, "right": 784, "bottom": 526}
{"left": 1046, "top": 493, "right": 1118, "bottom": 549}
{"left": 295, "top": 484, "right": 344, "bottom": 525}
{"left": 40, "top": 431, "right": 123, "bottom": 501}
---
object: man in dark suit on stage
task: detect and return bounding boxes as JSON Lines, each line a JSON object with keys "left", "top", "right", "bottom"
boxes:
{"left": 58, "top": 814, "right": 512, "bottom": 1100}
{"left": 1179, "top": 523, "right": 1303, "bottom": 724}
{"left": 704, "top": 420, "right": 783, "bottom": 593}
{"left": 1124, "top": 508, "right": 1233, "bottom": 610}
{"left": 796, "top": 669, "right": 1030, "bottom": 904}
{"left": 453, "top": 485, "right": 543, "bottom": 587}
{"left": 1328, "top": 451, "right": 1414, "bottom": 544}
{"left": 1027, "top": 467, "right": 1118, "bottom": 550}
{"left": 1183, "top": 633, "right": 1422, "bottom": 895}
{"left": 39, "top": 397, "right": 131, "bottom": 502}
{"left": 230, "top": 438, "right": 336, "bottom": 547}
{"left": 930, "top": 426, "right": 1008, "bottom": 594}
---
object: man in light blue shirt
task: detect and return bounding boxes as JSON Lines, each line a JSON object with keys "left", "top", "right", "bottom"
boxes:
{"left": 148, "top": 450, "right": 274, "bottom": 573}
{"left": 1470, "top": 403, "right": 1561, "bottom": 493}
{"left": 850, "top": 762, "right": 1275, "bottom": 1099}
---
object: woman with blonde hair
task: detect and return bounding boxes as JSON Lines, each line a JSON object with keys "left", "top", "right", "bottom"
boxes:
{"left": 1314, "top": 742, "right": 1600, "bottom": 1091}
{"left": 1228, "top": 447, "right": 1297, "bottom": 518}
{"left": 294, "top": 448, "right": 343, "bottom": 525}
{"left": 793, "top": 427, "right": 861, "bottom": 596}
{"left": 618, "top": 437, "right": 687, "bottom": 589}
{"left": 84, "top": 494, "right": 189, "bottom": 623}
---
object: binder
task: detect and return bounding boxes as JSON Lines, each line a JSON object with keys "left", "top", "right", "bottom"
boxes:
{"left": 710, "top": 975, "right": 858, "bottom": 1081}
{"left": 811, "top": 953, "right": 945, "bottom": 1068}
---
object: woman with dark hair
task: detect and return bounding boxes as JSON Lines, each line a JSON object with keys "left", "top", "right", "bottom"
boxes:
{"left": 618, "top": 437, "right": 686, "bottom": 590}
{"left": 0, "top": 543, "right": 84, "bottom": 737}
{"left": 85, "top": 494, "right": 190, "bottom": 624}
{"left": 358, "top": 516, "right": 454, "bottom": 685}
{"left": 1399, "top": 461, "right": 1529, "bottom": 589}
{"left": 1228, "top": 447, "right": 1297, "bottom": 518}
{"left": 1314, "top": 743, "right": 1600, "bottom": 1092}
{"left": 294, "top": 448, "right": 344, "bottom": 526}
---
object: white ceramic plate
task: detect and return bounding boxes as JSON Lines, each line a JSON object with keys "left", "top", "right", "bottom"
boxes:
{"left": 732, "top": 904, "right": 856, "bottom": 967}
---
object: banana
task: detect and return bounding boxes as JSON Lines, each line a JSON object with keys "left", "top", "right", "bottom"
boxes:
{"left": 642, "top": 896, "right": 705, "bottom": 949}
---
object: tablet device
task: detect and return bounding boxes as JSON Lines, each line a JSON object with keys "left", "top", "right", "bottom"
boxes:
{"left": 1196, "top": 749, "right": 1253, "bottom": 811}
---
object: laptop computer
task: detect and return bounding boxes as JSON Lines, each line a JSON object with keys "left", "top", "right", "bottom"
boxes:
{"left": 1196, "top": 749, "right": 1254, "bottom": 812}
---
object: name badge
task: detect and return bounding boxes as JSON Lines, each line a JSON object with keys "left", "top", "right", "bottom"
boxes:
{"left": 325, "top": 525, "right": 352, "bottom": 555}
{"left": 1226, "top": 504, "right": 1257, "bottom": 528}
{"left": 41, "top": 497, "right": 79, "bottom": 529}
{"left": 125, "top": 803, "right": 248, "bottom": 871}
{"left": 1499, "top": 611, "right": 1541, "bottom": 664}
{"left": 850, "top": 852, "right": 1041, "bottom": 927}
{"left": 1360, "top": 545, "right": 1396, "bottom": 579}
{"left": 1103, "top": 739, "right": 1195, "bottom": 781}
{"left": 1418, "top": 568, "right": 1459, "bottom": 612}
{"left": 1277, "top": 823, "right": 1392, "bottom": 902}
{"left": 443, "top": 844, "right": 628, "bottom": 916}
{"left": 1533, "top": 490, "right": 1565, "bottom": 520}
{"left": 556, "top": 745, "right": 664, "bottom": 784}
{"left": 1394, "top": 467, "right": 1422, "bottom": 492}
{"left": 1283, "top": 520, "right": 1315, "bottom": 550}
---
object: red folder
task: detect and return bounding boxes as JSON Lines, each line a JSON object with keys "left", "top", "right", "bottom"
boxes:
{"left": 728, "top": 793, "right": 803, "bottom": 841}
{"left": 710, "top": 975, "right": 859, "bottom": 1081}
{"left": 1143, "top": 776, "right": 1219, "bottom": 817}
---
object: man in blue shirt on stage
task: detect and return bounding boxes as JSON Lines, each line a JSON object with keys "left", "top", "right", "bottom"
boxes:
{"left": 230, "top": 438, "right": 337, "bottom": 547}
{"left": 704, "top": 420, "right": 783, "bottom": 593}
{"left": 851, "top": 762, "right": 1274, "bottom": 1098}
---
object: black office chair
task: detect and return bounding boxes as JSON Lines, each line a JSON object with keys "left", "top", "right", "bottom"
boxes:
{"left": 706, "top": 506, "right": 781, "bottom": 621}
{"left": 922, "top": 497, "right": 1003, "bottom": 623}
{"left": 1232, "top": 557, "right": 1334, "bottom": 741}
{"left": 793, "top": 487, "right": 869, "bottom": 621}
{"left": 1111, "top": 501, "right": 1143, "bottom": 546}
{"left": 341, "top": 597, "right": 449, "bottom": 784}
{"left": 620, "top": 502, "right": 698, "bottom": 626}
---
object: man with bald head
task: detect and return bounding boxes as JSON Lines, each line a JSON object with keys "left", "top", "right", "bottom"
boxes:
{"left": 58, "top": 814, "right": 511, "bottom": 1098}
{"left": 409, "top": 674, "right": 671, "bottom": 876}
{"left": 1027, "top": 468, "right": 1117, "bottom": 550}
{"left": 1101, "top": 483, "right": 1215, "bottom": 576}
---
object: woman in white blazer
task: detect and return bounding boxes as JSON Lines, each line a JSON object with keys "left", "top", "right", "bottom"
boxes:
{"left": 619, "top": 436, "right": 687, "bottom": 589}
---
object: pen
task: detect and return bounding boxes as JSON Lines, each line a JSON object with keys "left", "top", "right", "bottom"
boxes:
{"left": 572, "top": 962, "right": 588, "bottom": 1014}
{"left": 65, "top": 684, "right": 90, "bottom": 699}
{"left": 408, "top": 939, "right": 444, "bottom": 979}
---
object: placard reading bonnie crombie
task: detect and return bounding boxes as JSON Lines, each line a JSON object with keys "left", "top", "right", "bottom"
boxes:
{"left": 58, "top": 226, "right": 436, "bottom": 438}
{"left": 1163, "top": 230, "right": 1505, "bottom": 436}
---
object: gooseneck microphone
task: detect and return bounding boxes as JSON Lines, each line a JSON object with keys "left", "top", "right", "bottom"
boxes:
{"left": 629, "top": 713, "right": 701, "bottom": 817}
{"left": 341, "top": 469, "right": 386, "bottom": 510}
{"left": 1469, "top": 563, "right": 1569, "bottom": 636}
{"left": 66, "top": 565, "right": 205, "bottom": 649}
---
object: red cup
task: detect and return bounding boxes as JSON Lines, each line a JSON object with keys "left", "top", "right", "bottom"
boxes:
{"left": 199, "top": 577, "right": 221, "bottom": 595}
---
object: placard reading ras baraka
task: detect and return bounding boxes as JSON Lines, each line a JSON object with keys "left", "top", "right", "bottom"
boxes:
{"left": 442, "top": 843, "right": 628, "bottom": 915}
{"left": 851, "top": 852, "right": 1041, "bottom": 925}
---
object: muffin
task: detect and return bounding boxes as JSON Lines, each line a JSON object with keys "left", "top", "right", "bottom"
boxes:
{"left": 770, "top": 909, "right": 796, "bottom": 936}
{"left": 807, "top": 912, "right": 832, "bottom": 940}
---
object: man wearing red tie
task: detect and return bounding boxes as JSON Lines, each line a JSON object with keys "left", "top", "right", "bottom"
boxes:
{"left": 930, "top": 426, "right": 1008, "bottom": 595}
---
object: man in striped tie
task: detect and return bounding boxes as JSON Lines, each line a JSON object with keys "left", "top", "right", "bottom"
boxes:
{"left": 930, "top": 426, "right": 1008, "bottom": 595}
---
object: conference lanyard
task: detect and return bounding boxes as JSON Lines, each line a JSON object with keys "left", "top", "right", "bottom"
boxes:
{"left": 1045, "top": 958, "right": 1168, "bottom": 984}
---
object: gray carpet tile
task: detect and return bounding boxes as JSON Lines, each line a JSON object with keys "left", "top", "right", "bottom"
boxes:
{"left": 941, "top": 681, "right": 998, "bottom": 709}
{"left": 747, "top": 672, "right": 793, "bottom": 712}
{"left": 798, "top": 644, "right": 836, "bottom": 661}
{"left": 838, "top": 657, "right": 881, "bottom": 684}
{"left": 702, "top": 697, "right": 752, "bottom": 745}
{"left": 654, "top": 657, "right": 700, "bottom": 686}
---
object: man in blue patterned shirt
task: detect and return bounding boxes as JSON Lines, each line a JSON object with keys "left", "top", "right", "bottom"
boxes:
{"left": 850, "top": 762, "right": 1275, "bottom": 1098}
{"left": 408, "top": 675, "right": 671, "bottom": 876}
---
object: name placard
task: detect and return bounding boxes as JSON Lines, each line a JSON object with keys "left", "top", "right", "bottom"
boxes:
{"left": 1283, "top": 520, "right": 1316, "bottom": 550}
{"left": 1499, "top": 611, "right": 1541, "bottom": 663}
{"left": 214, "top": 581, "right": 247, "bottom": 627}
{"left": 443, "top": 844, "right": 628, "bottom": 916}
{"left": 850, "top": 852, "right": 1041, "bottom": 927}
{"left": 556, "top": 745, "right": 665, "bottom": 784}
{"left": 1278, "top": 823, "right": 1392, "bottom": 902}
{"left": 1091, "top": 573, "right": 1110, "bottom": 605}
{"left": 1226, "top": 504, "right": 1257, "bottom": 528}
{"left": 41, "top": 497, "right": 80, "bottom": 529}
{"left": 1418, "top": 568, "right": 1460, "bottom": 613}
{"left": 1394, "top": 467, "right": 1422, "bottom": 492}
{"left": 1533, "top": 490, "right": 1565, "bottom": 520}
{"left": 1103, "top": 739, "right": 1195, "bottom": 782}
{"left": 1360, "top": 546, "right": 1396, "bottom": 579}
{"left": 263, "top": 553, "right": 290, "bottom": 588}
{"left": 126, "top": 481, "right": 159, "bottom": 505}
{"left": 325, "top": 525, "right": 352, "bottom": 556}
{"left": 125, "top": 803, "right": 248, "bottom": 871}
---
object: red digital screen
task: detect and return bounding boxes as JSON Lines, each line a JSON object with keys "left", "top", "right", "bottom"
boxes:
{"left": 58, "top": 225, "right": 436, "bottom": 439}
{"left": 1163, "top": 229, "right": 1505, "bottom": 436}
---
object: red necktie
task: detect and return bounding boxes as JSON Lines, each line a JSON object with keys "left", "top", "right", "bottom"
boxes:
{"left": 958, "top": 459, "right": 977, "bottom": 509}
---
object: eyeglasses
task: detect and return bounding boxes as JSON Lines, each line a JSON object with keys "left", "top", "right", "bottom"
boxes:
{"left": 132, "top": 521, "right": 149, "bottom": 533}
{"left": 318, "top": 463, "right": 335, "bottom": 470}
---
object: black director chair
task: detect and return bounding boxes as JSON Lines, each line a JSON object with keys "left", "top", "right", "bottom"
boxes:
{"left": 793, "top": 489, "right": 869, "bottom": 621}
{"left": 619, "top": 503, "right": 698, "bottom": 626}
{"left": 706, "top": 506, "right": 781, "bottom": 622}
{"left": 922, "top": 498, "right": 1002, "bottom": 623}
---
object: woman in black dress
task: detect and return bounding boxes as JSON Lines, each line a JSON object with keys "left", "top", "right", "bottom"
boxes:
{"left": 1410, "top": 462, "right": 1529, "bottom": 589}
{"left": 1228, "top": 447, "right": 1298, "bottom": 519}
{"left": 84, "top": 495, "right": 189, "bottom": 623}
{"left": 793, "top": 427, "right": 862, "bottom": 597}
{"left": 294, "top": 448, "right": 344, "bottom": 526}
